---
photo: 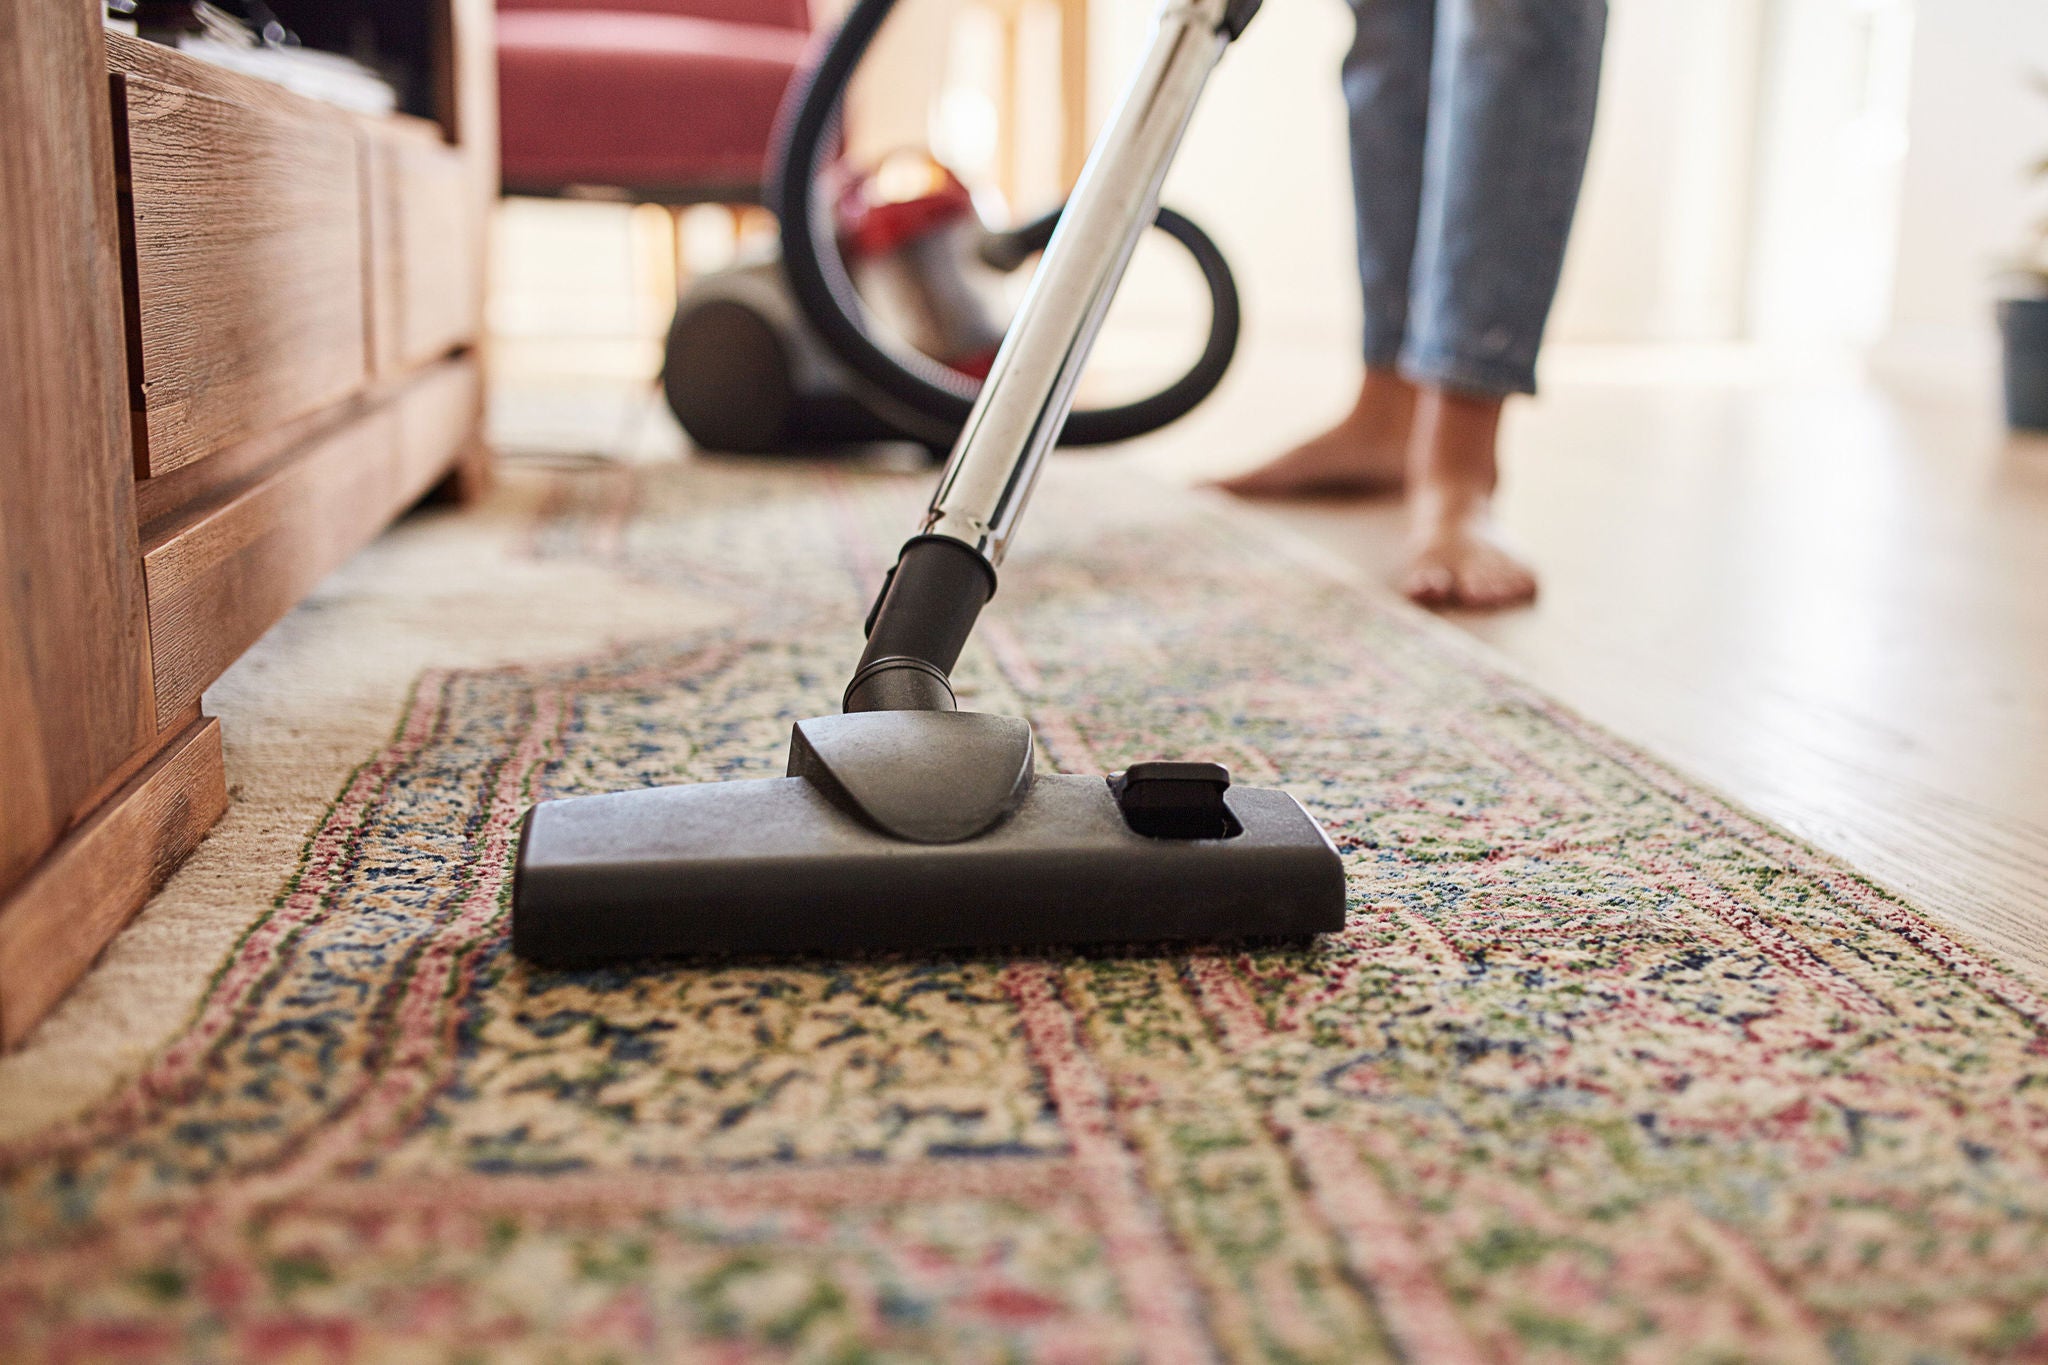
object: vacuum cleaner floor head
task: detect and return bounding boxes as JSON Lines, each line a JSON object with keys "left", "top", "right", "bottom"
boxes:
{"left": 512, "top": 711, "right": 1345, "bottom": 968}
{"left": 514, "top": 0, "right": 1307, "bottom": 971}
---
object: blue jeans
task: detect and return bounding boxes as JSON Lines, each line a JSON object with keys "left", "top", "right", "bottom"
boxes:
{"left": 1345, "top": 0, "right": 1607, "bottom": 396}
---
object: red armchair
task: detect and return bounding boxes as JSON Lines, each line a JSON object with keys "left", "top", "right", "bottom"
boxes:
{"left": 497, "top": 0, "right": 813, "bottom": 203}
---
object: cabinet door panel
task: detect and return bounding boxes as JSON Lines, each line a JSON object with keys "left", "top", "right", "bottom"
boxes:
{"left": 122, "top": 74, "right": 368, "bottom": 476}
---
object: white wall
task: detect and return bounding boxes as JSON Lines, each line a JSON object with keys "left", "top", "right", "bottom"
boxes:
{"left": 1744, "top": 0, "right": 1914, "bottom": 350}
{"left": 1089, "top": 0, "right": 1784, "bottom": 351}
{"left": 1550, "top": 0, "right": 1766, "bottom": 344}
{"left": 624, "top": 0, "right": 2048, "bottom": 384}
{"left": 1089, "top": 0, "right": 1360, "bottom": 345}
{"left": 1876, "top": 0, "right": 2048, "bottom": 384}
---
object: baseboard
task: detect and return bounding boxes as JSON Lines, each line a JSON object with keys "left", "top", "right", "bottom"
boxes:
{"left": 0, "top": 716, "right": 227, "bottom": 1050}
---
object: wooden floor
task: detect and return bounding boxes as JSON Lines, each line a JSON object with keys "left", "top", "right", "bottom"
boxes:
{"left": 1133, "top": 343, "right": 2048, "bottom": 981}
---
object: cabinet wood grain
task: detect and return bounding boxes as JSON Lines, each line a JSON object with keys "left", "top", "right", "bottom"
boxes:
{"left": 0, "top": 717, "right": 225, "bottom": 1050}
{"left": 369, "top": 125, "right": 480, "bottom": 373}
{"left": 401, "top": 349, "right": 486, "bottom": 477}
{"left": 1, "top": 4, "right": 493, "bottom": 1053}
{"left": 143, "top": 358, "right": 482, "bottom": 724}
{"left": 121, "top": 72, "right": 369, "bottom": 475}
{"left": 0, "top": 0, "right": 156, "bottom": 901}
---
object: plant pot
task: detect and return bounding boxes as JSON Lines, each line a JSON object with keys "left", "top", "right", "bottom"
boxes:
{"left": 1997, "top": 295, "right": 2048, "bottom": 432}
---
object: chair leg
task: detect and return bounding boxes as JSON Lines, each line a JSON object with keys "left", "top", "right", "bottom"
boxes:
{"left": 1059, "top": 0, "right": 1090, "bottom": 190}
{"left": 736, "top": 206, "right": 773, "bottom": 254}
{"left": 668, "top": 204, "right": 691, "bottom": 292}
{"left": 995, "top": 5, "right": 1019, "bottom": 205}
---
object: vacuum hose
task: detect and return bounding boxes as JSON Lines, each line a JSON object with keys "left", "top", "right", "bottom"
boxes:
{"left": 769, "top": 0, "right": 1241, "bottom": 446}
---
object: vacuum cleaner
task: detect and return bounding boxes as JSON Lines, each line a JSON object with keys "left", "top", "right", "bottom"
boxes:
{"left": 511, "top": 0, "right": 1346, "bottom": 966}
{"left": 660, "top": 157, "right": 1025, "bottom": 454}
{"left": 661, "top": 23, "right": 1243, "bottom": 454}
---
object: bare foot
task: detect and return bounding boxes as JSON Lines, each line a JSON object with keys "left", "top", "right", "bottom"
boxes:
{"left": 1402, "top": 521, "right": 1537, "bottom": 609}
{"left": 1399, "top": 386, "right": 1537, "bottom": 610}
{"left": 1216, "top": 369, "right": 1415, "bottom": 498}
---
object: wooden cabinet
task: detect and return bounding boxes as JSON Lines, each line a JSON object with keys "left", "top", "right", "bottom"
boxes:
{"left": 0, "top": 0, "right": 157, "bottom": 917}
{"left": 370, "top": 126, "right": 483, "bottom": 374}
{"left": 121, "top": 71, "right": 371, "bottom": 476}
{"left": 0, "top": 1, "right": 495, "bottom": 1049}
{"left": 143, "top": 358, "right": 479, "bottom": 723}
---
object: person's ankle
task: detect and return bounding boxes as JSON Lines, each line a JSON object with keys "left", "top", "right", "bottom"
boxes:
{"left": 1395, "top": 385, "right": 1534, "bottom": 608}
{"left": 1406, "top": 476, "right": 1493, "bottom": 539}
{"left": 1350, "top": 367, "right": 1417, "bottom": 428}
{"left": 1406, "top": 386, "right": 1503, "bottom": 503}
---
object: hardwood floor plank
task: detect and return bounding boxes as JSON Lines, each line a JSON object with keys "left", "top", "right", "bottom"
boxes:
{"left": 1130, "top": 346, "right": 2048, "bottom": 979}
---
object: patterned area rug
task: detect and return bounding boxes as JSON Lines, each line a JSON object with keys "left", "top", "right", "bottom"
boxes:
{"left": 2, "top": 454, "right": 2046, "bottom": 1363}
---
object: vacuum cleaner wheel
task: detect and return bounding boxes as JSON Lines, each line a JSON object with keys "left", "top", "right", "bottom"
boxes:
{"left": 663, "top": 298, "right": 794, "bottom": 454}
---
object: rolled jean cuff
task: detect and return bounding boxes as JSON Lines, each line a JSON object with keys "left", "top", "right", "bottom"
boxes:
{"left": 1362, "top": 331, "right": 1405, "bottom": 373}
{"left": 1398, "top": 345, "right": 1538, "bottom": 398}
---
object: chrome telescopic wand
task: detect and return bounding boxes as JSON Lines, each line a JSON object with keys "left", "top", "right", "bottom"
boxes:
{"left": 845, "top": 0, "right": 1261, "bottom": 713}
{"left": 923, "top": 0, "right": 1247, "bottom": 563}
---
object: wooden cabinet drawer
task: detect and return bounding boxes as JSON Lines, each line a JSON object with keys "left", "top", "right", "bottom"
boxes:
{"left": 369, "top": 126, "right": 481, "bottom": 374}
{"left": 120, "top": 74, "right": 369, "bottom": 477}
{"left": 398, "top": 351, "right": 483, "bottom": 475}
{"left": 142, "top": 357, "right": 479, "bottom": 723}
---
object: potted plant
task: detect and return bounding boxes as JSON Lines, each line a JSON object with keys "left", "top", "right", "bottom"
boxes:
{"left": 1997, "top": 72, "right": 2048, "bottom": 431}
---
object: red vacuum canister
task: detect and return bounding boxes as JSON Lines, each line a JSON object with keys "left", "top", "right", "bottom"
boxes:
{"left": 662, "top": 151, "right": 1009, "bottom": 455}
